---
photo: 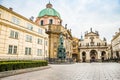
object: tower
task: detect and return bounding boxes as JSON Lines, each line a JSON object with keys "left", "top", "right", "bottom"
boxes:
{"left": 35, "top": 2, "right": 62, "bottom": 26}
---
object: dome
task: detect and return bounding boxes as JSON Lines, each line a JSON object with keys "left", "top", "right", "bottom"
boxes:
{"left": 38, "top": 3, "right": 61, "bottom": 18}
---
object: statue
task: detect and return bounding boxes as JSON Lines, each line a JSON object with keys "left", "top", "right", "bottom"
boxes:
{"left": 90, "top": 28, "right": 93, "bottom": 32}
{"left": 57, "top": 33, "right": 66, "bottom": 60}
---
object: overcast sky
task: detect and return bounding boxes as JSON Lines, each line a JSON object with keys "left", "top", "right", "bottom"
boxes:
{"left": 1, "top": 0, "right": 120, "bottom": 43}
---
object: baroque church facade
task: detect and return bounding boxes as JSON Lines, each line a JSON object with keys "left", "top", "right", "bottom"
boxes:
{"left": 35, "top": 3, "right": 73, "bottom": 61}
{"left": 79, "top": 28, "right": 109, "bottom": 62}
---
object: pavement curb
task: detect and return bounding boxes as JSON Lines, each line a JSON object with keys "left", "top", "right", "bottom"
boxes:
{"left": 0, "top": 65, "right": 51, "bottom": 78}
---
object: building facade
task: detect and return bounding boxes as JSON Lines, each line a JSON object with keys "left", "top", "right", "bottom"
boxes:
{"left": 79, "top": 28, "right": 108, "bottom": 62}
{"left": 111, "top": 28, "right": 120, "bottom": 59}
{"left": 72, "top": 37, "right": 80, "bottom": 62}
{"left": 0, "top": 5, "right": 49, "bottom": 60}
{"left": 35, "top": 3, "right": 73, "bottom": 61}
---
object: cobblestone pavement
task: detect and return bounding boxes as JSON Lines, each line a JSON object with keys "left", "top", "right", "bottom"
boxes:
{"left": 1, "top": 63, "right": 120, "bottom": 80}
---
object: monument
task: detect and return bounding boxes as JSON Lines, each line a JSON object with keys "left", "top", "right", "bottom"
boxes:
{"left": 57, "top": 33, "right": 66, "bottom": 61}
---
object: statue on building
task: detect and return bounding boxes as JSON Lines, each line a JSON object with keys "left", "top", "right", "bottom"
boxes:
{"left": 103, "top": 37, "right": 106, "bottom": 41}
{"left": 57, "top": 33, "right": 66, "bottom": 60}
{"left": 90, "top": 28, "right": 93, "bottom": 32}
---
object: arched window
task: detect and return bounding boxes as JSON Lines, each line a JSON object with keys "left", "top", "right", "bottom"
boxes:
{"left": 49, "top": 19, "right": 53, "bottom": 24}
{"left": 40, "top": 20, "right": 44, "bottom": 26}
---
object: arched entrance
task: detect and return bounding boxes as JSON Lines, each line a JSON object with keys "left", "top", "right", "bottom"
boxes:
{"left": 116, "top": 51, "right": 119, "bottom": 58}
{"left": 101, "top": 51, "right": 106, "bottom": 62}
{"left": 82, "top": 52, "right": 86, "bottom": 62}
{"left": 90, "top": 50, "right": 97, "bottom": 62}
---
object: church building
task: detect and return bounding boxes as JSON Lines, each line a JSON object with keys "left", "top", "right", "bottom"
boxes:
{"left": 79, "top": 28, "right": 109, "bottom": 62}
{"left": 35, "top": 2, "right": 73, "bottom": 61}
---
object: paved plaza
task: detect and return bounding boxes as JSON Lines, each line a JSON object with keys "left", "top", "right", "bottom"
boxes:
{"left": 1, "top": 63, "right": 120, "bottom": 80}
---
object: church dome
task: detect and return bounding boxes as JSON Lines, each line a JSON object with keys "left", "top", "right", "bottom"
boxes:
{"left": 38, "top": 3, "right": 61, "bottom": 18}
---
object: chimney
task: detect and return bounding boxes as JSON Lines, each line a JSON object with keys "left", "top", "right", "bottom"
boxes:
{"left": 29, "top": 16, "right": 34, "bottom": 21}
{"left": 9, "top": 7, "right": 13, "bottom": 11}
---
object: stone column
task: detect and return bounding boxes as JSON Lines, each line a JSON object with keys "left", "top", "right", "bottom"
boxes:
{"left": 86, "top": 51, "right": 90, "bottom": 62}
{"left": 98, "top": 51, "right": 102, "bottom": 62}
{"left": 80, "top": 51, "right": 82, "bottom": 62}
{"left": 97, "top": 51, "right": 101, "bottom": 60}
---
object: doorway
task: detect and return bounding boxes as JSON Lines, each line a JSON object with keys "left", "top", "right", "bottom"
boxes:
{"left": 101, "top": 51, "right": 106, "bottom": 62}
{"left": 90, "top": 50, "right": 97, "bottom": 62}
{"left": 82, "top": 52, "right": 86, "bottom": 62}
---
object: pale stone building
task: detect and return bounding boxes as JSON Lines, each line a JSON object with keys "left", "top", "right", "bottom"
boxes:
{"left": 35, "top": 3, "right": 73, "bottom": 61}
{"left": 107, "top": 44, "right": 112, "bottom": 59}
{"left": 111, "top": 28, "right": 120, "bottom": 59}
{"left": 79, "top": 28, "right": 108, "bottom": 62}
{"left": 0, "top": 5, "right": 49, "bottom": 60}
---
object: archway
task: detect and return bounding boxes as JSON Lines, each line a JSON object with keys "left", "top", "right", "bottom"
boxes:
{"left": 116, "top": 51, "right": 119, "bottom": 58}
{"left": 90, "top": 50, "right": 97, "bottom": 62}
{"left": 82, "top": 52, "right": 86, "bottom": 62}
{"left": 101, "top": 51, "right": 106, "bottom": 62}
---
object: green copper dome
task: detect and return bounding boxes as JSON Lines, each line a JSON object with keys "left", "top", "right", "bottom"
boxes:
{"left": 38, "top": 3, "right": 61, "bottom": 18}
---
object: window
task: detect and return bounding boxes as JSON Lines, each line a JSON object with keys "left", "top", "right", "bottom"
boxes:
{"left": 90, "top": 42, "right": 94, "bottom": 46}
{"left": 8, "top": 45, "right": 17, "bottom": 54}
{"left": 45, "top": 41, "right": 48, "bottom": 46}
{"left": 79, "top": 43, "right": 81, "bottom": 47}
{"left": 86, "top": 43, "right": 89, "bottom": 46}
{"left": 37, "top": 38, "right": 42, "bottom": 45}
{"left": 105, "top": 42, "right": 107, "bottom": 46}
{"left": 25, "top": 47, "right": 31, "bottom": 55}
{"left": 38, "top": 28, "right": 43, "bottom": 34}
{"left": 10, "top": 30, "right": 18, "bottom": 39}
{"left": 45, "top": 50, "right": 47, "bottom": 54}
{"left": 37, "top": 49, "right": 42, "bottom": 56}
{"left": 0, "top": 11, "right": 1, "bottom": 18}
{"left": 8, "top": 45, "right": 12, "bottom": 54}
{"left": 26, "top": 35, "right": 32, "bottom": 42}
{"left": 54, "top": 42, "right": 57, "bottom": 48}
{"left": 99, "top": 43, "right": 100, "bottom": 46}
{"left": 49, "top": 19, "right": 53, "bottom": 24}
{"left": 27, "top": 23, "right": 33, "bottom": 30}
{"left": 73, "top": 41, "right": 76, "bottom": 47}
{"left": 40, "top": 20, "right": 44, "bottom": 26}
{"left": 12, "top": 16, "right": 20, "bottom": 25}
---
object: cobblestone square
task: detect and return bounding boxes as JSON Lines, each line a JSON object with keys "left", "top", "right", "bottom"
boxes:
{"left": 1, "top": 63, "right": 120, "bottom": 80}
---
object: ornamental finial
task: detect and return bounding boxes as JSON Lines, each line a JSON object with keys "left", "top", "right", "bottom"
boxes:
{"left": 46, "top": 0, "right": 52, "bottom": 8}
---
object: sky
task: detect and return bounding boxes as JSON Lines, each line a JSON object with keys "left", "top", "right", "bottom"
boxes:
{"left": 0, "top": 0, "right": 120, "bottom": 43}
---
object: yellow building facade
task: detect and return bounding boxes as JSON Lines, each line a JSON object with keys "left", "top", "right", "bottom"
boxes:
{"left": 0, "top": 5, "right": 49, "bottom": 60}
{"left": 72, "top": 37, "right": 80, "bottom": 62}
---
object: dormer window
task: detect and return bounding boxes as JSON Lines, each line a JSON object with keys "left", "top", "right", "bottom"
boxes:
{"left": 40, "top": 20, "right": 44, "bottom": 26}
{"left": 49, "top": 19, "right": 53, "bottom": 24}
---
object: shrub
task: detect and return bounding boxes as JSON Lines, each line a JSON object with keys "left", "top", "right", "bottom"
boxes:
{"left": 0, "top": 60, "right": 48, "bottom": 72}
